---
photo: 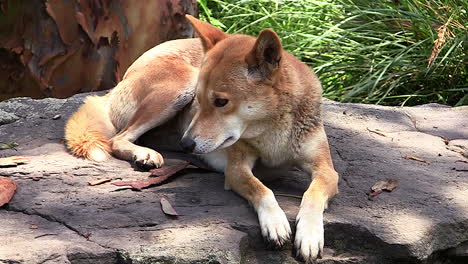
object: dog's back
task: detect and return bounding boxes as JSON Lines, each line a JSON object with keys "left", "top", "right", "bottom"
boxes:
{"left": 65, "top": 38, "right": 203, "bottom": 162}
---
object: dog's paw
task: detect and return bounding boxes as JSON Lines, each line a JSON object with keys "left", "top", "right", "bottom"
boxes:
{"left": 133, "top": 148, "right": 164, "bottom": 170}
{"left": 294, "top": 208, "right": 324, "bottom": 263}
{"left": 257, "top": 195, "right": 291, "bottom": 247}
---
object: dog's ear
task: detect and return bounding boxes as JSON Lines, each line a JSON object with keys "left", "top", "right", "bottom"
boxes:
{"left": 245, "top": 29, "right": 282, "bottom": 82}
{"left": 186, "top": 15, "right": 227, "bottom": 51}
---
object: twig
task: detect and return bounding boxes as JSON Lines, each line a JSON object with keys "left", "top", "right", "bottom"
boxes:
{"left": 34, "top": 233, "right": 58, "bottom": 239}
{"left": 403, "top": 155, "right": 431, "bottom": 164}
{"left": 366, "top": 128, "right": 387, "bottom": 137}
{"left": 88, "top": 178, "right": 111, "bottom": 186}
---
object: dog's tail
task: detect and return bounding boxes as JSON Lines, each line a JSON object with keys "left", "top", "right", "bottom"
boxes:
{"left": 65, "top": 95, "right": 116, "bottom": 162}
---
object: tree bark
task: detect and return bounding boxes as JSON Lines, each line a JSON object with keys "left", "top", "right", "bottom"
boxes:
{"left": 0, "top": 0, "right": 198, "bottom": 100}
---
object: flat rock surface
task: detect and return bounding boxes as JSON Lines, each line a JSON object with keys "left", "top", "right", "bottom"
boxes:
{"left": 0, "top": 93, "right": 467, "bottom": 264}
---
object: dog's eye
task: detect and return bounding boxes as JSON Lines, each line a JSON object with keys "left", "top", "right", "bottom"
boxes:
{"left": 214, "top": 98, "right": 229, "bottom": 107}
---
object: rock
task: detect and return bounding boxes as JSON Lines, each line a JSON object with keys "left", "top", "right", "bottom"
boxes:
{"left": 447, "top": 241, "right": 468, "bottom": 257}
{"left": 0, "top": 110, "right": 18, "bottom": 125}
{"left": 0, "top": 210, "right": 118, "bottom": 264}
{"left": 0, "top": 94, "right": 467, "bottom": 264}
{"left": 447, "top": 140, "right": 468, "bottom": 159}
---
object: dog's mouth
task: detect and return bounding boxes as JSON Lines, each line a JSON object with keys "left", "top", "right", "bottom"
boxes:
{"left": 218, "top": 136, "right": 236, "bottom": 149}
{"left": 192, "top": 135, "right": 238, "bottom": 154}
{"left": 201, "top": 136, "right": 235, "bottom": 154}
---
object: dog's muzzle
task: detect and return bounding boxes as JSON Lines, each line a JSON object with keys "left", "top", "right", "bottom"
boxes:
{"left": 179, "top": 137, "right": 196, "bottom": 153}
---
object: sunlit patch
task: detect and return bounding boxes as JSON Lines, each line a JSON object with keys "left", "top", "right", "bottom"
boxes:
{"left": 443, "top": 184, "right": 468, "bottom": 217}
{"left": 391, "top": 211, "right": 432, "bottom": 244}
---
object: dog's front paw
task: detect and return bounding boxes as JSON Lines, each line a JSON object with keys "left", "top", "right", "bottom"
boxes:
{"left": 257, "top": 195, "right": 291, "bottom": 247}
{"left": 294, "top": 208, "right": 324, "bottom": 263}
{"left": 133, "top": 148, "right": 164, "bottom": 170}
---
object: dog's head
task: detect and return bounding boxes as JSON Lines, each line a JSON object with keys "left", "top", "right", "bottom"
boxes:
{"left": 180, "top": 15, "right": 284, "bottom": 154}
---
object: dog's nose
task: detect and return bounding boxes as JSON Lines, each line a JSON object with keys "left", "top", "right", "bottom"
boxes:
{"left": 180, "top": 137, "right": 196, "bottom": 152}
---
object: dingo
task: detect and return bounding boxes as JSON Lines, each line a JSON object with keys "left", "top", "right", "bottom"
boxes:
{"left": 65, "top": 15, "right": 339, "bottom": 262}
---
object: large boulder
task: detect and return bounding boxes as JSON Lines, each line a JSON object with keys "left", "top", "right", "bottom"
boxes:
{"left": 0, "top": 93, "right": 467, "bottom": 264}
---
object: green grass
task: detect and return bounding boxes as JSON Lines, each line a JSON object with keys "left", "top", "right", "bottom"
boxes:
{"left": 198, "top": 0, "right": 467, "bottom": 106}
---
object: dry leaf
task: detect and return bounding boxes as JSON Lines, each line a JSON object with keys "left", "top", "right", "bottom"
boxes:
{"left": 0, "top": 177, "right": 18, "bottom": 206}
{"left": 0, "top": 156, "right": 29, "bottom": 167}
{"left": 372, "top": 179, "right": 399, "bottom": 192}
{"left": 149, "top": 161, "right": 190, "bottom": 176}
{"left": 403, "top": 155, "right": 431, "bottom": 164}
{"left": 88, "top": 178, "right": 111, "bottom": 186}
{"left": 112, "top": 162, "right": 189, "bottom": 190}
{"left": 369, "top": 190, "right": 383, "bottom": 198}
{"left": 369, "top": 178, "right": 400, "bottom": 199}
{"left": 160, "top": 197, "right": 178, "bottom": 216}
{"left": 0, "top": 142, "right": 18, "bottom": 150}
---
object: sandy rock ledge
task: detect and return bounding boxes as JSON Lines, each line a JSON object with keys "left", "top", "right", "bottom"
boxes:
{"left": 0, "top": 93, "right": 467, "bottom": 264}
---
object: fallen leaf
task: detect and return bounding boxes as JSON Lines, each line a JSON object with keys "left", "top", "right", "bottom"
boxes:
{"left": 0, "top": 156, "right": 29, "bottom": 167}
{"left": 403, "top": 155, "right": 431, "bottom": 164}
{"left": 367, "top": 128, "right": 387, "bottom": 137}
{"left": 149, "top": 161, "right": 190, "bottom": 176}
{"left": 30, "top": 225, "right": 38, "bottom": 229}
{"left": 160, "top": 197, "right": 178, "bottom": 216}
{"left": 369, "top": 189, "right": 383, "bottom": 198}
{"left": 0, "top": 141, "right": 18, "bottom": 150}
{"left": 0, "top": 177, "right": 18, "bottom": 206}
{"left": 369, "top": 178, "right": 399, "bottom": 199}
{"left": 372, "top": 179, "right": 399, "bottom": 192}
{"left": 88, "top": 178, "right": 111, "bottom": 186}
{"left": 112, "top": 162, "right": 189, "bottom": 190}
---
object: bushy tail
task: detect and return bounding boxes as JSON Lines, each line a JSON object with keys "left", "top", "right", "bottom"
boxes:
{"left": 65, "top": 96, "right": 116, "bottom": 162}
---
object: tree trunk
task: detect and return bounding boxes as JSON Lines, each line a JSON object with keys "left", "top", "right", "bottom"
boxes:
{"left": 0, "top": 0, "right": 198, "bottom": 100}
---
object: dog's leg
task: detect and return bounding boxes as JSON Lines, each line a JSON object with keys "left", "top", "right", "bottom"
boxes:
{"left": 225, "top": 142, "right": 291, "bottom": 247}
{"left": 110, "top": 90, "right": 191, "bottom": 170}
{"left": 295, "top": 129, "right": 339, "bottom": 263}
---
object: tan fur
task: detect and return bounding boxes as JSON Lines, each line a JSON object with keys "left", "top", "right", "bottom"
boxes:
{"left": 65, "top": 38, "right": 203, "bottom": 167}
{"left": 65, "top": 15, "right": 339, "bottom": 263}
{"left": 65, "top": 96, "right": 115, "bottom": 161}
